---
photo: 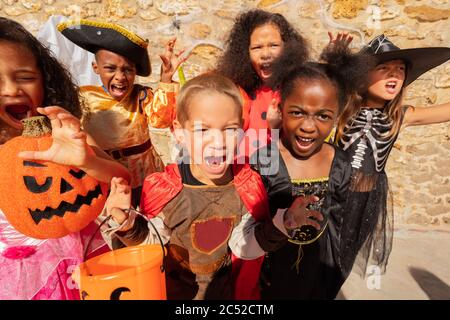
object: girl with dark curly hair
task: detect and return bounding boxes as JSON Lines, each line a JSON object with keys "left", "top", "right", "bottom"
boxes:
{"left": 216, "top": 9, "right": 309, "bottom": 157}
{"left": 251, "top": 41, "right": 373, "bottom": 299}
{"left": 0, "top": 17, "right": 130, "bottom": 300}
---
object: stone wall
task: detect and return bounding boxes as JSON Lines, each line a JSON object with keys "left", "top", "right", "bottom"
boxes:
{"left": 1, "top": 0, "right": 449, "bottom": 229}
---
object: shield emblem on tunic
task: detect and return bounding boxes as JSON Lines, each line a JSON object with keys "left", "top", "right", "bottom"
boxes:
{"left": 191, "top": 216, "right": 236, "bottom": 254}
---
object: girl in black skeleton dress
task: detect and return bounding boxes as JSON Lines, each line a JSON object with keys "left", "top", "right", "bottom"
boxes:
{"left": 251, "top": 42, "right": 372, "bottom": 299}
{"left": 335, "top": 34, "right": 450, "bottom": 278}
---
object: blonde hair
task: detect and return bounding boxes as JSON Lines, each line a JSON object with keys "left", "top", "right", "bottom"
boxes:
{"left": 336, "top": 92, "right": 363, "bottom": 142}
{"left": 176, "top": 73, "right": 243, "bottom": 124}
{"left": 383, "top": 87, "right": 405, "bottom": 138}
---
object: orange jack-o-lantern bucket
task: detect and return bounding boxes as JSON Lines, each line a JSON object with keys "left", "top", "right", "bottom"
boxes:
{"left": 0, "top": 116, "right": 108, "bottom": 239}
{"left": 75, "top": 243, "right": 166, "bottom": 300}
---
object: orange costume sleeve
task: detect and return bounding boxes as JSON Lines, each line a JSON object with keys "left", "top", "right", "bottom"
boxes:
{"left": 144, "top": 82, "right": 179, "bottom": 129}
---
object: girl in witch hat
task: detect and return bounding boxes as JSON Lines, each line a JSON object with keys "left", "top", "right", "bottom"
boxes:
{"left": 333, "top": 34, "right": 450, "bottom": 278}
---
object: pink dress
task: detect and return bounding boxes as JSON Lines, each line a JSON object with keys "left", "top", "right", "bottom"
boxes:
{"left": 0, "top": 209, "right": 107, "bottom": 300}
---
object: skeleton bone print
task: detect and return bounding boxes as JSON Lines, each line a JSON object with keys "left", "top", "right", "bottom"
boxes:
{"left": 339, "top": 108, "right": 397, "bottom": 172}
{"left": 366, "top": 34, "right": 391, "bottom": 54}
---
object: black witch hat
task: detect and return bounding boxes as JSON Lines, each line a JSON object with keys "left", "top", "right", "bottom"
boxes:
{"left": 57, "top": 20, "right": 151, "bottom": 77}
{"left": 360, "top": 34, "right": 450, "bottom": 86}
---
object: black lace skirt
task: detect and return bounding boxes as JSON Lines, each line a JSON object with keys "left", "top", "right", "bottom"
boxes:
{"left": 339, "top": 170, "right": 394, "bottom": 278}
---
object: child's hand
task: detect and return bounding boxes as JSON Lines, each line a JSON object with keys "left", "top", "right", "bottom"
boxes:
{"left": 267, "top": 99, "right": 282, "bottom": 129}
{"left": 328, "top": 31, "right": 353, "bottom": 47}
{"left": 105, "top": 177, "right": 132, "bottom": 225}
{"left": 284, "top": 195, "right": 323, "bottom": 231}
{"left": 159, "top": 38, "right": 190, "bottom": 83}
{"left": 18, "top": 106, "right": 95, "bottom": 167}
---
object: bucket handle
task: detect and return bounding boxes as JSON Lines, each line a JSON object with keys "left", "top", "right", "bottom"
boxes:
{"left": 83, "top": 209, "right": 167, "bottom": 273}
{"left": 132, "top": 209, "right": 167, "bottom": 273}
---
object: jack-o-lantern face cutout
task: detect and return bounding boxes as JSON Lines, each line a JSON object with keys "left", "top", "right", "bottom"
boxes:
{"left": 0, "top": 116, "right": 108, "bottom": 239}
{"left": 23, "top": 161, "right": 105, "bottom": 224}
{"left": 81, "top": 287, "right": 131, "bottom": 300}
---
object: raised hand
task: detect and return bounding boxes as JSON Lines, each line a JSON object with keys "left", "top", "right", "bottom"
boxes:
{"left": 328, "top": 31, "right": 353, "bottom": 48}
{"left": 284, "top": 195, "right": 324, "bottom": 231}
{"left": 18, "top": 106, "right": 95, "bottom": 167}
{"left": 105, "top": 177, "right": 132, "bottom": 225}
{"left": 159, "top": 37, "right": 190, "bottom": 83}
{"left": 267, "top": 98, "right": 282, "bottom": 129}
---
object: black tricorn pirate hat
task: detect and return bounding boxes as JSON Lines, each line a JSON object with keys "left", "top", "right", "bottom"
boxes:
{"left": 57, "top": 19, "right": 151, "bottom": 77}
{"left": 360, "top": 34, "right": 450, "bottom": 86}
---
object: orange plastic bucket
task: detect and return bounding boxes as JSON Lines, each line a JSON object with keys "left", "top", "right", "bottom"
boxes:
{"left": 74, "top": 244, "right": 166, "bottom": 300}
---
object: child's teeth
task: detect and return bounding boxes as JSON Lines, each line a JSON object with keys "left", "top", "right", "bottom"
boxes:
{"left": 206, "top": 156, "right": 225, "bottom": 166}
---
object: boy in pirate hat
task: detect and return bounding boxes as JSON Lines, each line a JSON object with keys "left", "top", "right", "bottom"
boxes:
{"left": 58, "top": 20, "right": 188, "bottom": 206}
{"left": 331, "top": 33, "right": 450, "bottom": 278}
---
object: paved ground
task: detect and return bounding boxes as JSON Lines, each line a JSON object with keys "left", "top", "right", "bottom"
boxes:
{"left": 338, "top": 227, "right": 450, "bottom": 300}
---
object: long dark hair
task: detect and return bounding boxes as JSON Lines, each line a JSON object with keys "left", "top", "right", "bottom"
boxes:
{"left": 216, "top": 9, "right": 309, "bottom": 96}
{"left": 0, "top": 17, "right": 84, "bottom": 118}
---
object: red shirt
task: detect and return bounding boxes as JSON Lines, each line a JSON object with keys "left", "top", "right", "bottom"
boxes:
{"left": 239, "top": 87, "right": 280, "bottom": 160}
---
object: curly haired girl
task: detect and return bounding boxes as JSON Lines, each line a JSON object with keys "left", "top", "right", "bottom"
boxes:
{"left": 252, "top": 41, "right": 373, "bottom": 299}
{"left": 216, "top": 9, "right": 309, "bottom": 157}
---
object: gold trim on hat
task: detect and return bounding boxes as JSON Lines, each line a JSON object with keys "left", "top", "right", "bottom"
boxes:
{"left": 57, "top": 19, "right": 148, "bottom": 49}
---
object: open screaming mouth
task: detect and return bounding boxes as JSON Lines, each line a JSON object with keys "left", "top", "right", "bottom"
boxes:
{"left": 5, "top": 105, "right": 32, "bottom": 121}
{"left": 386, "top": 81, "right": 397, "bottom": 89}
{"left": 29, "top": 184, "right": 103, "bottom": 224}
{"left": 260, "top": 63, "right": 272, "bottom": 74}
{"left": 111, "top": 84, "right": 127, "bottom": 95}
{"left": 204, "top": 155, "right": 226, "bottom": 166}
{"left": 296, "top": 136, "right": 315, "bottom": 147}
